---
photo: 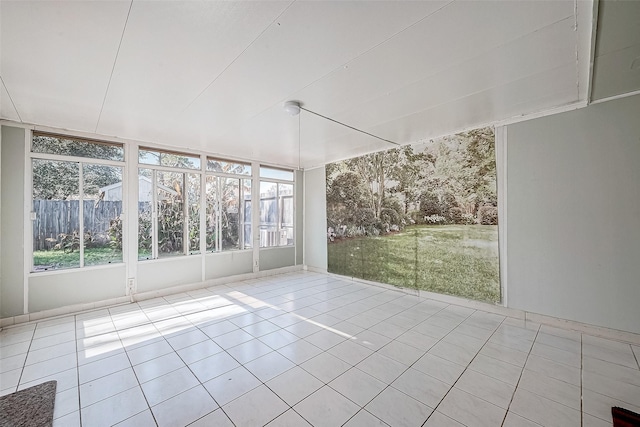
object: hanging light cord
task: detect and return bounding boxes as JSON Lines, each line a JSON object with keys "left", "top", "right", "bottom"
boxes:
{"left": 299, "top": 106, "right": 400, "bottom": 146}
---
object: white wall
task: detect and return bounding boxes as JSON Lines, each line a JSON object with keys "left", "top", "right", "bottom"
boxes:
{"left": 1, "top": 126, "right": 25, "bottom": 317}
{"left": 506, "top": 94, "right": 640, "bottom": 333}
{"left": 303, "top": 166, "right": 327, "bottom": 271}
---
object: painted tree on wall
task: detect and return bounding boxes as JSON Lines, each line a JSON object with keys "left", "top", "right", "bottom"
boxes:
{"left": 326, "top": 127, "right": 497, "bottom": 238}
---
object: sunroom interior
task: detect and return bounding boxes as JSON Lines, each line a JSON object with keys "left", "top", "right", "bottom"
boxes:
{"left": 1, "top": 0, "right": 640, "bottom": 426}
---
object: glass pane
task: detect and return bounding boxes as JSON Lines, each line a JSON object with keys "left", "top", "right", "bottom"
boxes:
{"left": 281, "top": 183, "right": 294, "bottom": 246}
{"left": 32, "top": 134, "right": 124, "bottom": 161}
{"left": 32, "top": 159, "right": 80, "bottom": 271}
{"left": 139, "top": 148, "right": 200, "bottom": 169}
{"left": 221, "top": 178, "right": 240, "bottom": 250}
{"left": 260, "top": 166, "right": 293, "bottom": 181}
{"left": 157, "top": 171, "right": 185, "bottom": 257}
{"left": 242, "top": 179, "right": 252, "bottom": 249}
{"left": 83, "top": 164, "right": 123, "bottom": 266}
{"left": 138, "top": 169, "right": 153, "bottom": 260}
{"left": 207, "top": 158, "right": 251, "bottom": 175}
{"left": 205, "top": 176, "right": 218, "bottom": 252}
{"left": 259, "top": 181, "right": 278, "bottom": 247}
{"left": 188, "top": 174, "right": 200, "bottom": 254}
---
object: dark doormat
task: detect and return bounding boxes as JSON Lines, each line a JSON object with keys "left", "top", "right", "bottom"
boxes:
{"left": 0, "top": 381, "right": 57, "bottom": 427}
{"left": 613, "top": 406, "right": 640, "bottom": 427}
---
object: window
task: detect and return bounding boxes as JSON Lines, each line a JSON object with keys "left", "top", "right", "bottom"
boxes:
{"left": 207, "top": 157, "right": 251, "bottom": 176}
{"left": 139, "top": 147, "right": 200, "bottom": 169}
{"left": 31, "top": 133, "right": 124, "bottom": 271}
{"left": 138, "top": 148, "right": 202, "bottom": 260}
{"left": 259, "top": 166, "right": 294, "bottom": 247}
{"left": 206, "top": 173, "right": 252, "bottom": 252}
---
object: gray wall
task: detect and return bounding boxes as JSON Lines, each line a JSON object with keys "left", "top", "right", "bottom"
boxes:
{"left": 1, "top": 126, "right": 25, "bottom": 317}
{"left": 303, "top": 167, "right": 327, "bottom": 271}
{"left": 29, "top": 266, "right": 125, "bottom": 312}
{"left": 137, "top": 256, "right": 203, "bottom": 293}
{"left": 295, "top": 170, "right": 304, "bottom": 265}
{"left": 205, "top": 251, "right": 253, "bottom": 280}
{"left": 506, "top": 94, "right": 640, "bottom": 333}
{"left": 260, "top": 247, "right": 295, "bottom": 271}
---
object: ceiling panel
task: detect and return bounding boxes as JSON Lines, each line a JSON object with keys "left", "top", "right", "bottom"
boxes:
{"left": 0, "top": 0, "right": 130, "bottom": 131}
{"left": 297, "top": 16, "right": 577, "bottom": 148}
{"left": 95, "top": 1, "right": 291, "bottom": 140}
{"left": 591, "top": 0, "right": 640, "bottom": 100}
{"left": 290, "top": 0, "right": 575, "bottom": 118}
{"left": 177, "top": 1, "right": 450, "bottom": 138}
{"left": 0, "top": 81, "right": 20, "bottom": 122}
{"left": 0, "top": 1, "right": 597, "bottom": 169}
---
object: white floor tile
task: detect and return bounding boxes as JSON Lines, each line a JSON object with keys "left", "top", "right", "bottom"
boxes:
{"left": 412, "top": 353, "right": 465, "bottom": 385}
{"left": 265, "top": 409, "right": 313, "bottom": 427}
{"left": 304, "top": 329, "right": 347, "bottom": 350}
{"left": 199, "top": 319, "right": 238, "bottom": 338}
{"left": 268, "top": 366, "right": 324, "bottom": 406}
{"left": 80, "top": 367, "right": 138, "bottom": 408}
{"left": 223, "top": 384, "right": 288, "bottom": 427}
{"left": 329, "top": 367, "right": 386, "bottom": 406}
{"left": 176, "top": 339, "right": 222, "bottom": 364}
{"left": 244, "top": 351, "right": 295, "bottom": 382}
{"left": 152, "top": 385, "right": 218, "bottom": 427}
{"left": 356, "top": 353, "right": 407, "bottom": 384}
{"left": 19, "top": 367, "right": 78, "bottom": 393}
{"left": 277, "top": 339, "right": 323, "bottom": 364}
{"left": 468, "top": 354, "right": 523, "bottom": 386}
{"left": 26, "top": 341, "right": 76, "bottom": 366}
{"left": 294, "top": 385, "right": 360, "bottom": 427}
{"left": 113, "top": 409, "right": 157, "bottom": 427}
{"left": 365, "top": 386, "right": 433, "bottom": 427}
{"left": 524, "top": 353, "right": 581, "bottom": 386}
{"left": 140, "top": 366, "right": 199, "bottom": 406}
{"left": 126, "top": 339, "right": 173, "bottom": 366}
{"left": 81, "top": 386, "right": 149, "bottom": 427}
{"left": 423, "top": 411, "right": 465, "bottom": 427}
{"left": 242, "top": 320, "right": 281, "bottom": 338}
{"left": 189, "top": 351, "right": 240, "bottom": 383}
{"left": 165, "top": 328, "right": 209, "bottom": 351}
{"left": 438, "top": 387, "right": 506, "bottom": 427}
{"left": 377, "top": 340, "right": 425, "bottom": 366}
{"left": 502, "top": 412, "right": 542, "bottom": 427}
{"left": 53, "top": 387, "right": 80, "bottom": 420}
{"left": 518, "top": 369, "right": 581, "bottom": 410}
{"left": 327, "top": 339, "right": 373, "bottom": 366}
{"left": 455, "top": 369, "right": 516, "bottom": 409}
{"left": 133, "top": 352, "right": 185, "bottom": 383}
{"left": 258, "top": 329, "right": 300, "bottom": 350}
{"left": 213, "top": 329, "right": 254, "bottom": 349}
{"left": 226, "top": 339, "right": 273, "bottom": 364}
{"left": 392, "top": 367, "right": 450, "bottom": 408}
{"left": 342, "top": 410, "right": 388, "bottom": 427}
{"left": 203, "top": 366, "right": 260, "bottom": 406}
{"left": 53, "top": 410, "right": 81, "bottom": 427}
{"left": 301, "top": 352, "right": 352, "bottom": 383}
{"left": 510, "top": 388, "right": 580, "bottom": 427}
{"left": 187, "top": 408, "right": 234, "bottom": 427}
{"left": 21, "top": 353, "right": 77, "bottom": 384}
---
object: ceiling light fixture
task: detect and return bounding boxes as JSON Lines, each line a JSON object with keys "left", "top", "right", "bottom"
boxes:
{"left": 283, "top": 101, "right": 301, "bottom": 116}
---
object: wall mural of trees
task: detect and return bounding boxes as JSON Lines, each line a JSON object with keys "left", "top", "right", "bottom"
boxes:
{"left": 326, "top": 127, "right": 500, "bottom": 304}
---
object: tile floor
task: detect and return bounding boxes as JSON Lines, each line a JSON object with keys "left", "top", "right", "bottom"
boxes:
{"left": 1, "top": 271, "right": 640, "bottom": 426}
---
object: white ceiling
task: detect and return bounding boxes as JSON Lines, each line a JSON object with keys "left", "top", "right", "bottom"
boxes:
{"left": 1, "top": 0, "right": 595, "bottom": 169}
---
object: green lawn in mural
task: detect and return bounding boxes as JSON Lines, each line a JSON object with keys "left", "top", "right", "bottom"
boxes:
{"left": 328, "top": 225, "right": 500, "bottom": 304}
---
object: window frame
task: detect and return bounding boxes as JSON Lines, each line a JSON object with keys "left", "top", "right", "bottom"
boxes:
{"left": 205, "top": 167, "right": 253, "bottom": 253}
{"left": 29, "top": 134, "right": 126, "bottom": 273}
{"left": 259, "top": 166, "right": 295, "bottom": 248}
{"left": 138, "top": 150, "right": 203, "bottom": 260}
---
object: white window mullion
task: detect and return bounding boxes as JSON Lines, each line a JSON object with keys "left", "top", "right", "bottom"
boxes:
{"left": 217, "top": 177, "right": 222, "bottom": 252}
{"left": 151, "top": 170, "right": 158, "bottom": 259}
{"left": 79, "top": 162, "right": 84, "bottom": 268}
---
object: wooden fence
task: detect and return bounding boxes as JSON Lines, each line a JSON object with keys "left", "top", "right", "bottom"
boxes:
{"left": 32, "top": 200, "right": 123, "bottom": 250}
